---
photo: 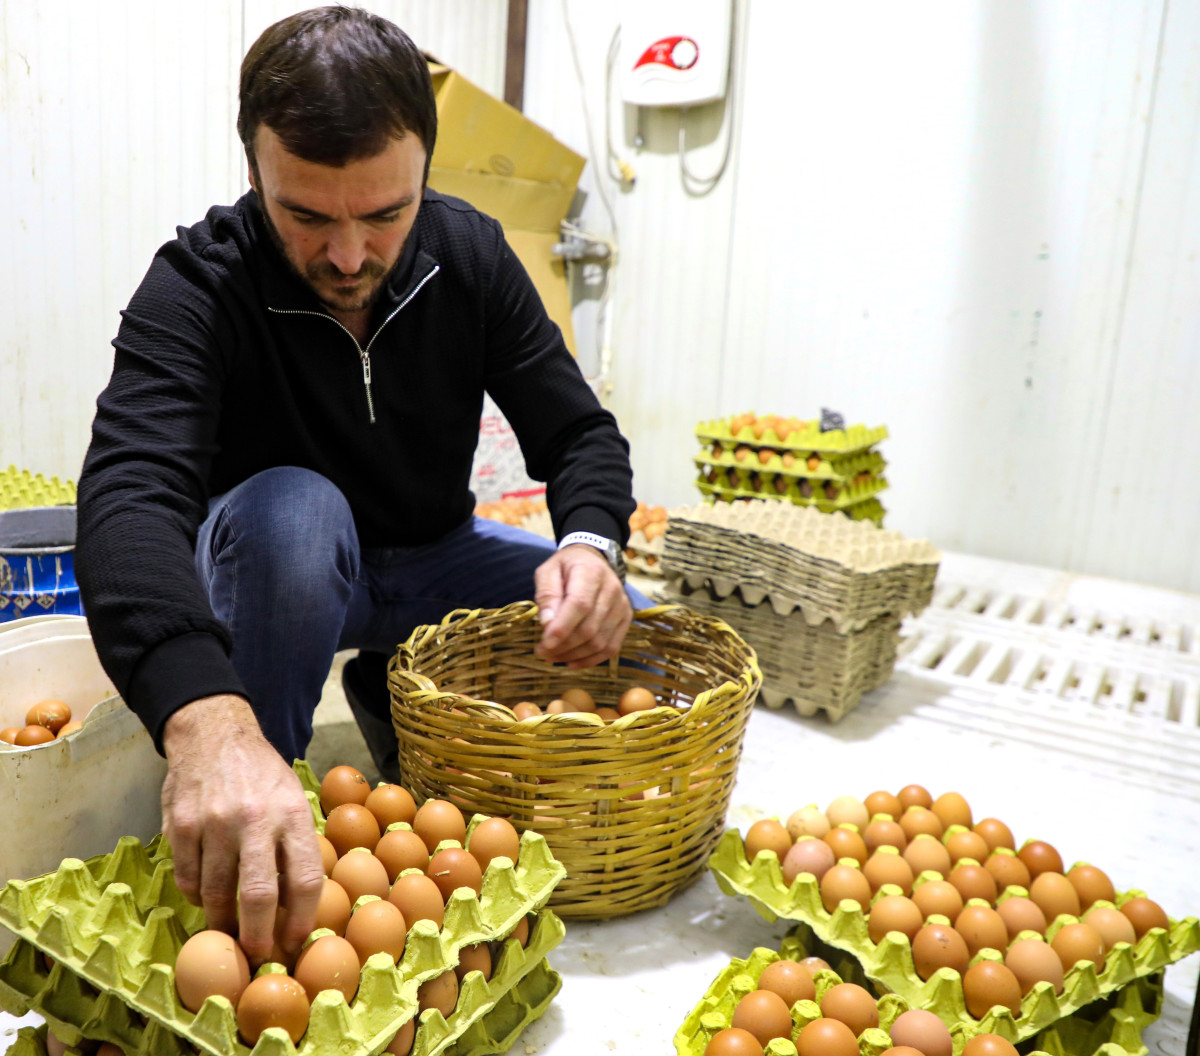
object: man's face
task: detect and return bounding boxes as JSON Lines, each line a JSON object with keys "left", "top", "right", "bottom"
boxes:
{"left": 249, "top": 127, "right": 427, "bottom": 318}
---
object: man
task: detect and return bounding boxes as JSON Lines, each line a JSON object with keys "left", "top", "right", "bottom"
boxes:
{"left": 76, "top": 7, "right": 642, "bottom": 965}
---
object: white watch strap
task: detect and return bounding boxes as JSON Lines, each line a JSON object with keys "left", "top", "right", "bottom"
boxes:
{"left": 558, "top": 531, "right": 614, "bottom": 552}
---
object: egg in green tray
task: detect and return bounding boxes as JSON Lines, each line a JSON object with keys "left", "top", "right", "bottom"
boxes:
{"left": 693, "top": 446, "right": 887, "bottom": 483}
{"left": 695, "top": 416, "right": 888, "bottom": 456}
{"left": 674, "top": 928, "right": 1164, "bottom": 1056}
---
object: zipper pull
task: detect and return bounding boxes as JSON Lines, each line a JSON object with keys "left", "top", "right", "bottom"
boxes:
{"left": 361, "top": 353, "right": 376, "bottom": 424}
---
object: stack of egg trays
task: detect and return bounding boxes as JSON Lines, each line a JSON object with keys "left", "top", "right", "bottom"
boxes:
{"left": 0, "top": 466, "right": 76, "bottom": 512}
{"left": 693, "top": 470, "right": 889, "bottom": 520}
{"left": 673, "top": 930, "right": 1164, "bottom": 1056}
{"left": 694, "top": 447, "right": 887, "bottom": 485}
{"left": 694, "top": 418, "right": 889, "bottom": 456}
{"left": 661, "top": 502, "right": 939, "bottom": 633}
{"left": 0, "top": 816, "right": 566, "bottom": 1056}
{"left": 658, "top": 579, "right": 902, "bottom": 721}
{"left": 706, "top": 829, "right": 1200, "bottom": 1049}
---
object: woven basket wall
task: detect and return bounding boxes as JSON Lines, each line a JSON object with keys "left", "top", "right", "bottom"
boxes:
{"left": 388, "top": 601, "right": 761, "bottom": 919}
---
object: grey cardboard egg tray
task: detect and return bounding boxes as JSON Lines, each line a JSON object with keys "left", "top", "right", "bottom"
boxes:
{"left": 658, "top": 580, "right": 902, "bottom": 721}
{"left": 707, "top": 828, "right": 1200, "bottom": 1046}
{"left": 660, "top": 503, "right": 939, "bottom": 632}
{"left": 0, "top": 816, "right": 566, "bottom": 1056}
{"left": 673, "top": 929, "right": 1164, "bottom": 1056}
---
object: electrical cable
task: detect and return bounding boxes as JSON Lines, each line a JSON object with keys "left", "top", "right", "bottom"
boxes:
{"left": 679, "top": 0, "right": 739, "bottom": 196}
{"left": 605, "top": 27, "right": 636, "bottom": 185}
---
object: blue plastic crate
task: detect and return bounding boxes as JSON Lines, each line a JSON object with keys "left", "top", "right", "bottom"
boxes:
{"left": 0, "top": 506, "right": 82, "bottom": 623}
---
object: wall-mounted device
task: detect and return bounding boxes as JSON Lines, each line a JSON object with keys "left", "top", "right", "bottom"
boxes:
{"left": 617, "top": 0, "right": 733, "bottom": 108}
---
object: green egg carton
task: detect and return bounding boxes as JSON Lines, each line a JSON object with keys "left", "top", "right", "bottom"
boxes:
{"left": 707, "top": 829, "right": 1199, "bottom": 1046}
{"left": 443, "top": 956, "right": 560, "bottom": 1056}
{"left": 694, "top": 474, "right": 889, "bottom": 521}
{"left": 673, "top": 929, "right": 1163, "bottom": 1056}
{"left": 693, "top": 448, "right": 887, "bottom": 484}
{"left": 695, "top": 417, "right": 888, "bottom": 455}
{"left": 0, "top": 466, "right": 77, "bottom": 511}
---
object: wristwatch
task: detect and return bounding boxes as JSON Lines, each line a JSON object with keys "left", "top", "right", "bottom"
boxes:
{"left": 558, "top": 531, "right": 627, "bottom": 582}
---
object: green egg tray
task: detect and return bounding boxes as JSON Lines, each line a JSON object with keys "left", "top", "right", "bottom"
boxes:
{"left": 694, "top": 476, "right": 888, "bottom": 521}
{"left": 707, "top": 829, "right": 1200, "bottom": 1046}
{"left": 693, "top": 448, "right": 887, "bottom": 484}
{"left": 695, "top": 418, "right": 889, "bottom": 456}
{"left": 0, "top": 812, "right": 565, "bottom": 1056}
{"left": 673, "top": 929, "right": 1163, "bottom": 1056}
{"left": 0, "top": 466, "right": 76, "bottom": 511}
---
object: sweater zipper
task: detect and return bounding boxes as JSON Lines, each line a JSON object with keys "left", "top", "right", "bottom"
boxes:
{"left": 268, "top": 263, "right": 440, "bottom": 424}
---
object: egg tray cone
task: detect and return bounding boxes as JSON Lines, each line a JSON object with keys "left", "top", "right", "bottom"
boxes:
{"left": 660, "top": 503, "right": 939, "bottom": 631}
{"left": 0, "top": 907, "right": 563, "bottom": 1056}
{"left": 0, "top": 466, "right": 77, "bottom": 512}
{"left": 694, "top": 447, "right": 888, "bottom": 484}
{"left": 707, "top": 830, "right": 1199, "bottom": 1046}
{"left": 694, "top": 418, "right": 889, "bottom": 457}
{"left": 672, "top": 929, "right": 1163, "bottom": 1056}
{"left": 0, "top": 818, "right": 565, "bottom": 1056}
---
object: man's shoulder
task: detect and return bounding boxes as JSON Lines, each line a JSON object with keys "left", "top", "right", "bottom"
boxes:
{"left": 417, "top": 189, "right": 505, "bottom": 259}
{"left": 168, "top": 193, "right": 261, "bottom": 271}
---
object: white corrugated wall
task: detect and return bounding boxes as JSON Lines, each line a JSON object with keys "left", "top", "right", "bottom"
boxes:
{"left": 2, "top": 1, "right": 1198, "bottom": 592}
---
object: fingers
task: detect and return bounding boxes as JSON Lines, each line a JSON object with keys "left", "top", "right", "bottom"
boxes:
{"left": 537, "top": 555, "right": 632, "bottom": 667}
{"left": 162, "top": 778, "right": 202, "bottom": 908}
{"left": 235, "top": 814, "right": 280, "bottom": 964}
{"left": 533, "top": 554, "right": 567, "bottom": 628}
{"left": 275, "top": 812, "right": 327, "bottom": 954}
{"left": 197, "top": 806, "right": 242, "bottom": 939}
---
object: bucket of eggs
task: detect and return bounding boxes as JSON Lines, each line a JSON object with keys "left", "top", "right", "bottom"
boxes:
{"left": 388, "top": 599, "right": 762, "bottom": 919}
{"left": 0, "top": 761, "right": 566, "bottom": 1056}
{"left": 705, "top": 785, "right": 1198, "bottom": 1049}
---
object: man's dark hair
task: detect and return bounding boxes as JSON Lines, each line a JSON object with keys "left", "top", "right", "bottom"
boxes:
{"left": 238, "top": 6, "right": 437, "bottom": 180}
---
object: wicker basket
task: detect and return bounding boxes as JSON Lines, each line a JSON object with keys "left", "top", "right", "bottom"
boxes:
{"left": 388, "top": 601, "right": 761, "bottom": 919}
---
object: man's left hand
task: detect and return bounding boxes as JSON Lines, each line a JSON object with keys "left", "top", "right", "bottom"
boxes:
{"left": 534, "top": 543, "right": 632, "bottom": 668}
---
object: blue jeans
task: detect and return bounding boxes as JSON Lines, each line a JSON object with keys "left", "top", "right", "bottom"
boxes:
{"left": 195, "top": 466, "right": 649, "bottom": 762}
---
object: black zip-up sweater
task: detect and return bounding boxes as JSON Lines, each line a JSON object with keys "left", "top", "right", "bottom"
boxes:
{"left": 76, "top": 188, "right": 635, "bottom": 749}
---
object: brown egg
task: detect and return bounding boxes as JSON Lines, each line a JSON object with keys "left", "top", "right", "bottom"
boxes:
{"left": 596, "top": 706, "right": 620, "bottom": 721}
{"left": 985, "top": 849, "right": 1031, "bottom": 893}
{"left": 313, "top": 877, "right": 353, "bottom": 936}
{"left": 317, "top": 834, "right": 338, "bottom": 876}
{"left": 820, "top": 982, "right": 879, "bottom": 1036}
{"left": 889, "top": 1009, "right": 953, "bottom": 1056}
{"left": 1017, "top": 840, "right": 1063, "bottom": 879}
{"left": 44, "top": 1031, "right": 70, "bottom": 1056}
{"left": 945, "top": 830, "right": 990, "bottom": 866}
{"left": 618, "top": 686, "right": 657, "bottom": 714}
{"left": 949, "top": 863, "right": 998, "bottom": 904}
{"left": 912, "top": 880, "right": 964, "bottom": 923}
{"left": 545, "top": 698, "right": 570, "bottom": 714}
{"left": 956, "top": 904, "right": 1009, "bottom": 957}
{"left": 912, "top": 923, "right": 970, "bottom": 980}
{"left": 26, "top": 700, "right": 71, "bottom": 734}
{"left": 294, "top": 934, "right": 360, "bottom": 1004}
{"left": 745, "top": 818, "right": 793, "bottom": 862}
{"left": 0, "top": 728, "right": 20, "bottom": 744}
{"left": 412, "top": 799, "right": 467, "bottom": 854}
{"left": 787, "top": 806, "right": 832, "bottom": 841}
{"left": 55, "top": 720, "right": 84, "bottom": 739}
{"left": 1051, "top": 922, "right": 1105, "bottom": 972}
{"left": 503, "top": 915, "right": 531, "bottom": 947}
{"left": 1083, "top": 905, "right": 1137, "bottom": 952}
{"left": 1029, "top": 873, "right": 1081, "bottom": 922}
{"left": 1120, "top": 897, "right": 1170, "bottom": 939}
{"left": 963, "top": 961, "right": 1022, "bottom": 1018}
{"left": 454, "top": 942, "right": 492, "bottom": 982}
{"left": 385, "top": 1018, "right": 416, "bottom": 1055}
{"left": 512, "top": 701, "right": 542, "bottom": 720}
{"left": 930, "top": 792, "right": 972, "bottom": 830}
{"left": 881, "top": 1049, "right": 926, "bottom": 1056}
{"left": 863, "top": 849, "right": 915, "bottom": 895}
{"left": 869, "top": 894, "right": 924, "bottom": 944}
{"left": 331, "top": 849, "right": 390, "bottom": 906}
{"left": 795, "top": 1017, "right": 860, "bottom": 1056}
{"left": 14, "top": 725, "right": 56, "bottom": 746}
{"left": 345, "top": 899, "right": 407, "bottom": 965}
{"left": 962, "top": 1035, "right": 1020, "bottom": 1056}
{"left": 732, "top": 989, "right": 792, "bottom": 1045}
{"left": 1066, "top": 864, "right": 1116, "bottom": 912}
{"left": 1005, "top": 937, "right": 1064, "bottom": 994}
{"left": 236, "top": 973, "right": 310, "bottom": 1044}
{"left": 364, "top": 784, "right": 417, "bottom": 830}
{"left": 757, "top": 959, "right": 815, "bottom": 1006}
{"left": 417, "top": 970, "right": 459, "bottom": 1017}
{"left": 864, "top": 790, "right": 903, "bottom": 819}
{"left": 389, "top": 872, "right": 445, "bottom": 930}
{"left": 863, "top": 818, "right": 907, "bottom": 853}
{"left": 704, "top": 1028, "right": 763, "bottom": 1056}
{"left": 427, "top": 847, "right": 483, "bottom": 901}
{"left": 996, "top": 895, "right": 1047, "bottom": 941}
{"left": 94, "top": 1046, "right": 126, "bottom": 1056}
{"left": 173, "top": 930, "right": 251, "bottom": 1013}
{"left": 973, "top": 818, "right": 1015, "bottom": 852}
{"left": 823, "top": 826, "right": 869, "bottom": 866}
{"left": 324, "top": 803, "right": 381, "bottom": 857}
{"left": 468, "top": 817, "right": 521, "bottom": 872}
{"left": 826, "top": 796, "right": 869, "bottom": 829}
{"left": 374, "top": 829, "right": 431, "bottom": 882}
{"left": 897, "top": 785, "right": 933, "bottom": 810}
{"left": 903, "top": 834, "right": 952, "bottom": 878}
{"left": 899, "top": 807, "right": 944, "bottom": 842}
{"left": 560, "top": 687, "right": 596, "bottom": 712}
{"left": 319, "top": 765, "right": 370, "bottom": 815}
{"left": 820, "top": 864, "right": 872, "bottom": 913}
{"left": 782, "top": 837, "right": 837, "bottom": 885}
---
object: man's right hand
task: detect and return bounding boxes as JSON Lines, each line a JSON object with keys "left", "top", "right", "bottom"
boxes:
{"left": 161, "top": 694, "right": 325, "bottom": 965}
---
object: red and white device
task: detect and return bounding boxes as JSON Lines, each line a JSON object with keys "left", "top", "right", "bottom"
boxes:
{"left": 618, "top": 0, "right": 733, "bottom": 107}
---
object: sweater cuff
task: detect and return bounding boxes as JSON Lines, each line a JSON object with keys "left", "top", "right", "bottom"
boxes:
{"left": 129, "top": 631, "right": 250, "bottom": 755}
{"left": 559, "top": 504, "right": 628, "bottom": 548}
